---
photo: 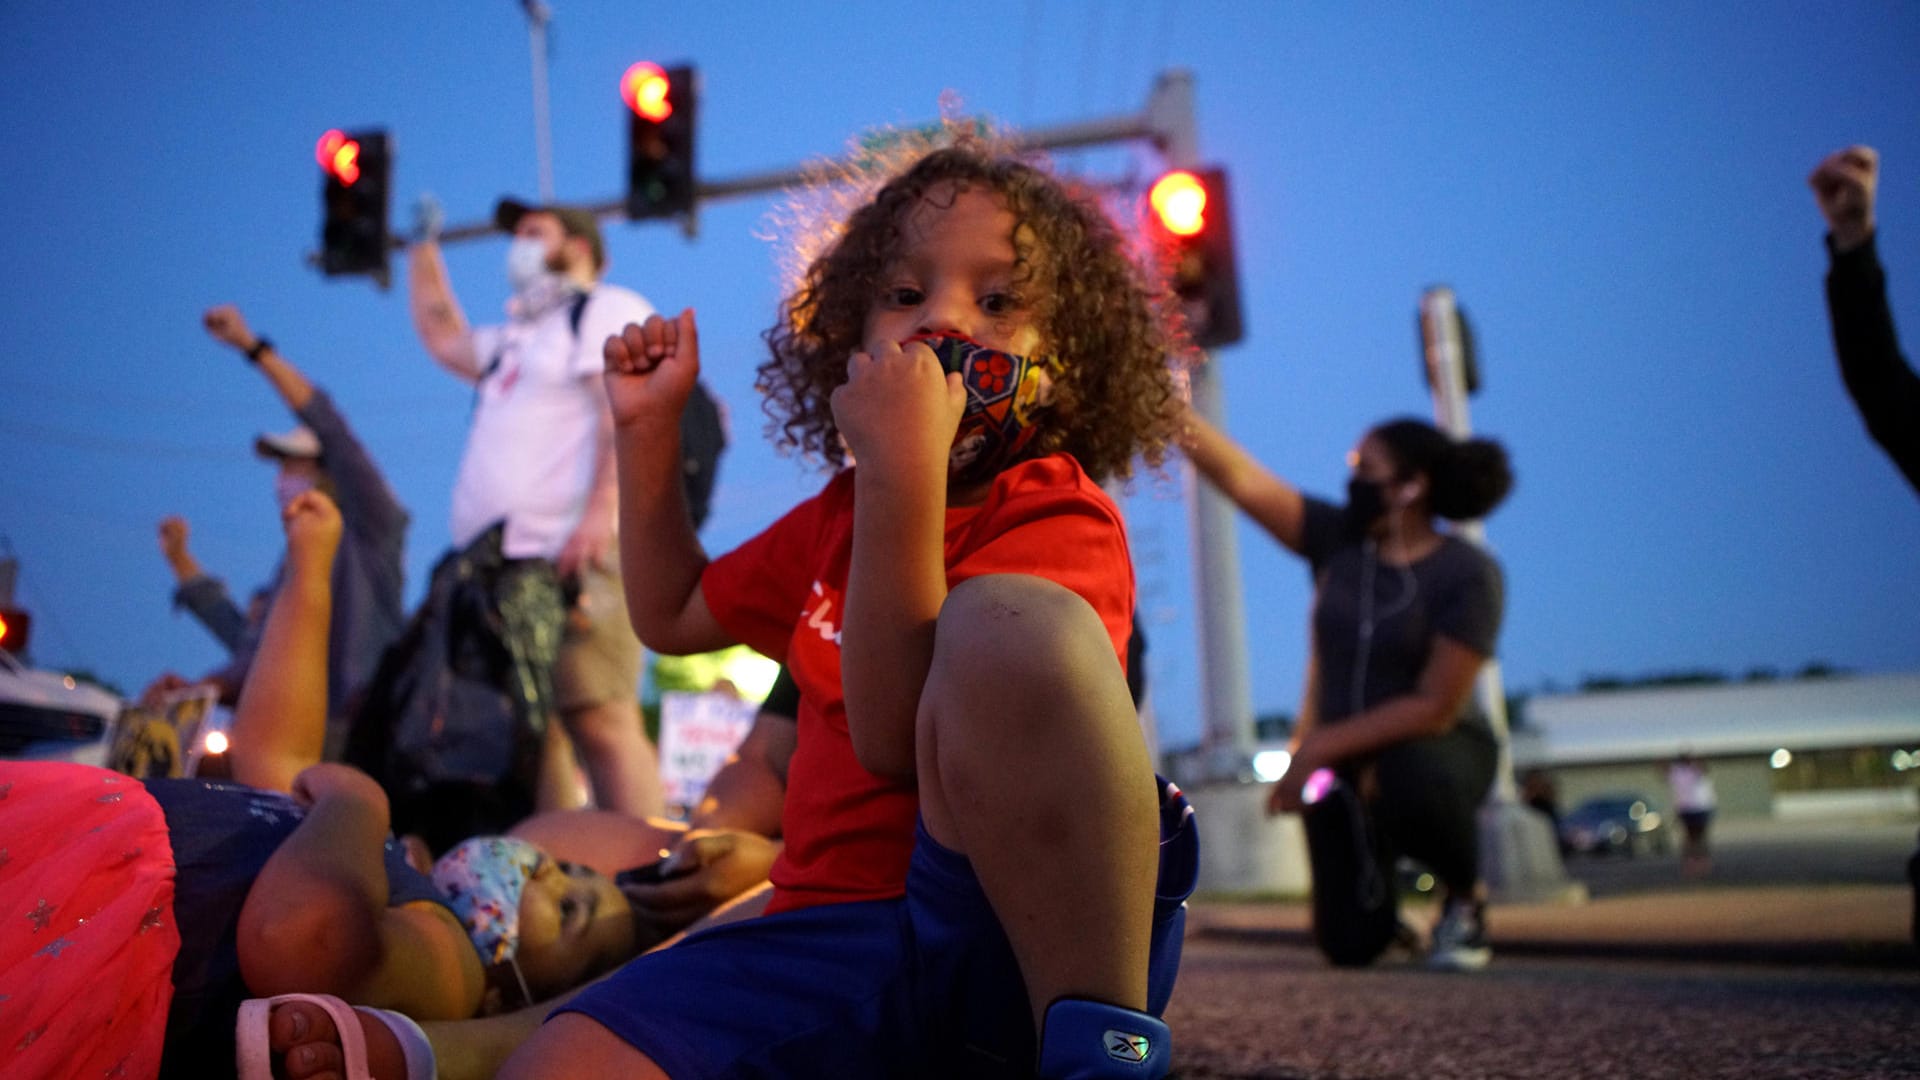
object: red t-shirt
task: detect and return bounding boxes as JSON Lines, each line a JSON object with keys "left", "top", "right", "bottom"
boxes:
{"left": 700, "top": 453, "right": 1135, "bottom": 914}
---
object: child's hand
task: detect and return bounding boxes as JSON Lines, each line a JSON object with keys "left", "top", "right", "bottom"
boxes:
{"left": 832, "top": 339, "right": 965, "bottom": 482}
{"left": 290, "top": 762, "right": 389, "bottom": 816}
{"left": 604, "top": 308, "right": 701, "bottom": 429}
{"left": 282, "top": 489, "right": 343, "bottom": 578}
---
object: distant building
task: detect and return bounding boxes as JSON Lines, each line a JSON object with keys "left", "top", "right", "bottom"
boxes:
{"left": 1515, "top": 672, "right": 1920, "bottom": 820}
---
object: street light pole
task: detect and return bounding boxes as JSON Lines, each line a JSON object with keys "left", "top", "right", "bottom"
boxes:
{"left": 1419, "top": 286, "right": 1582, "bottom": 903}
{"left": 521, "top": 0, "right": 556, "bottom": 202}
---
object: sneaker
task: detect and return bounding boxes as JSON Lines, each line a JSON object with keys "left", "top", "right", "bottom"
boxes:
{"left": 1426, "top": 899, "right": 1491, "bottom": 972}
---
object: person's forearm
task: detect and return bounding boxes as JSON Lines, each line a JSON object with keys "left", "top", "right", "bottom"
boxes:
{"left": 1179, "top": 404, "right": 1307, "bottom": 553}
{"left": 1305, "top": 693, "right": 1457, "bottom": 768}
{"left": 408, "top": 242, "right": 477, "bottom": 377}
{"left": 228, "top": 570, "right": 331, "bottom": 791}
{"left": 614, "top": 415, "right": 713, "bottom": 652}
{"left": 840, "top": 468, "right": 947, "bottom": 780}
{"left": 253, "top": 344, "right": 316, "bottom": 411}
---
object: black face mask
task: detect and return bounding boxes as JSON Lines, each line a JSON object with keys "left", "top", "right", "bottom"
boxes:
{"left": 1342, "top": 477, "right": 1388, "bottom": 537}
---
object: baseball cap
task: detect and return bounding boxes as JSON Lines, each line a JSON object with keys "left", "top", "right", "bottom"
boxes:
{"left": 495, "top": 198, "right": 606, "bottom": 271}
{"left": 254, "top": 424, "right": 323, "bottom": 461}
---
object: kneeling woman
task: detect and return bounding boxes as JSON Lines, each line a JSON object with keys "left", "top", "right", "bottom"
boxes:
{"left": 0, "top": 492, "right": 655, "bottom": 1079}
{"left": 1179, "top": 406, "right": 1513, "bottom": 970}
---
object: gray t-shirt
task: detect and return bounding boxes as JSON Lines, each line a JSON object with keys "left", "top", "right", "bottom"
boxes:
{"left": 1300, "top": 497, "right": 1504, "bottom": 733}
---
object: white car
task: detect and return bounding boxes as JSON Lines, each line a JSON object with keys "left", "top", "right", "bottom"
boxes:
{"left": 0, "top": 650, "right": 123, "bottom": 767}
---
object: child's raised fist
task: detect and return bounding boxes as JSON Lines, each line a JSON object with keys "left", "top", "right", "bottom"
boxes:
{"left": 604, "top": 308, "right": 701, "bottom": 429}
{"left": 281, "top": 489, "right": 343, "bottom": 574}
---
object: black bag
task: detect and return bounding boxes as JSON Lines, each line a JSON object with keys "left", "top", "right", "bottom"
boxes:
{"left": 1301, "top": 776, "right": 1400, "bottom": 967}
{"left": 346, "top": 525, "right": 565, "bottom": 853}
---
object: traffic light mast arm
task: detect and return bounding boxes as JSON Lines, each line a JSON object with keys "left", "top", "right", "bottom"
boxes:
{"left": 406, "top": 240, "right": 481, "bottom": 380}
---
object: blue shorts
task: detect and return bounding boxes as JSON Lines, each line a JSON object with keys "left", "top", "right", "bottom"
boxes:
{"left": 557, "top": 778, "right": 1198, "bottom": 1079}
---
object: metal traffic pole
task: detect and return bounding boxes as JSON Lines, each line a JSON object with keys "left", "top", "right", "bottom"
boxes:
{"left": 1419, "top": 286, "right": 1581, "bottom": 902}
{"left": 521, "top": 0, "right": 557, "bottom": 203}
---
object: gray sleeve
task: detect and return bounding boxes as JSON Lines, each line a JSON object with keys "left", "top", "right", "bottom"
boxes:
{"left": 297, "top": 388, "right": 410, "bottom": 547}
{"left": 172, "top": 574, "right": 249, "bottom": 654}
{"left": 1431, "top": 546, "right": 1504, "bottom": 657}
{"left": 1298, "top": 495, "right": 1346, "bottom": 572}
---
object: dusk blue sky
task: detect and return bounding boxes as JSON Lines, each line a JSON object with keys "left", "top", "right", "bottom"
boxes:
{"left": 5, "top": 3, "right": 1917, "bottom": 753}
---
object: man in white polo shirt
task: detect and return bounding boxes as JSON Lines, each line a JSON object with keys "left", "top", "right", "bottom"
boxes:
{"left": 406, "top": 198, "right": 664, "bottom": 817}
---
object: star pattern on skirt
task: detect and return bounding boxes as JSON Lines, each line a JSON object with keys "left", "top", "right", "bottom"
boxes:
{"left": 0, "top": 848, "right": 10, "bottom": 871}
{"left": 16, "top": 1025, "right": 45, "bottom": 1051}
{"left": 104, "top": 1052, "right": 133, "bottom": 1078}
{"left": 27, "top": 898, "right": 55, "bottom": 932}
{"left": 0, "top": 781, "right": 12, "bottom": 799}
{"left": 138, "top": 906, "right": 166, "bottom": 935}
{"left": 95, "top": 791, "right": 124, "bottom": 804}
{"left": 34, "top": 936, "right": 72, "bottom": 958}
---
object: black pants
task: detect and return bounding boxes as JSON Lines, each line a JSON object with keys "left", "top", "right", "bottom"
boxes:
{"left": 1306, "top": 723, "right": 1498, "bottom": 965}
{"left": 1366, "top": 724, "right": 1499, "bottom": 896}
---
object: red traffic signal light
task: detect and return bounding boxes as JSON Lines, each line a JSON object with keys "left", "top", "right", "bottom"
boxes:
{"left": 0, "top": 606, "right": 30, "bottom": 656}
{"left": 1149, "top": 171, "right": 1208, "bottom": 238}
{"left": 316, "top": 129, "right": 362, "bottom": 186}
{"left": 1145, "top": 166, "right": 1244, "bottom": 349}
{"left": 621, "top": 62, "right": 674, "bottom": 122}
{"left": 625, "top": 62, "right": 698, "bottom": 221}
{"left": 316, "top": 128, "right": 392, "bottom": 284}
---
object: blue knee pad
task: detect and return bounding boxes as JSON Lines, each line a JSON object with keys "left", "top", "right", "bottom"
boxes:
{"left": 1037, "top": 998, "right": 1171, "bottom": 1079}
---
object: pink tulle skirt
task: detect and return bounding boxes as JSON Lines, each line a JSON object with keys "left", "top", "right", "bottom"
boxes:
{"left": 0, "top": 762, "right": 179, "bottom": 1079}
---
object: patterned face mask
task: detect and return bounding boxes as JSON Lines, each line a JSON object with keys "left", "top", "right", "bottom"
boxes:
{"left": 911, "top": 333, "right": 1057, "bottom": 486}
{"left": 432, "top": 835, "right": 545, "bottom": 965}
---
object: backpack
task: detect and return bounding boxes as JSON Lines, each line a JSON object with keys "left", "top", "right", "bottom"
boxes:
{"left": 1301, "top": 776, "right": 1401, "bottom": 966}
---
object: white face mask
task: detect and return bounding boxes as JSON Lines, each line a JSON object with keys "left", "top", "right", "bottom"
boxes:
{"left": 505, "top": 236, "right": 556, "bottom": 293}
{"left": 274, "top": 471, "right": 316, "bottom": 510}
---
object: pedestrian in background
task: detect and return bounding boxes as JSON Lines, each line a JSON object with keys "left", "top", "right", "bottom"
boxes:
{"left": 1178, "top": 404, "right": 1512, "bottom": 971}
{"left": 144, "top": 304, "right": 409, "bottom": 760}
{"left": 406, "top": 200, "right": 666, "bottom": 821}
{"left": 1667, "top": 752, "right": 1716, "bottom": 876}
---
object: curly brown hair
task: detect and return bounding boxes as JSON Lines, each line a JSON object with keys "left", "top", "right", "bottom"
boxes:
{"left": 759, "top": 135, "right": 1186, "bottom": 483}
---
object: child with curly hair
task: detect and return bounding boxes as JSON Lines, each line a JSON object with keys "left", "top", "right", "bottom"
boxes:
{"left": 491, "top": 138, "right": 1201, "bottom": 1080}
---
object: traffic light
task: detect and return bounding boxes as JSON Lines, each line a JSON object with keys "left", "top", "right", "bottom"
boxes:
{"left": 623, "top": 62, "right": 697, "bottom": 220}
{"left": 316, "top": 128, "right": 392, "bottom": 283}
{"left": 1146, "top": 167, "right": 1243, "bottom": 349}
{"left": 0, "top": 606, "right": 30, "bottom": 656}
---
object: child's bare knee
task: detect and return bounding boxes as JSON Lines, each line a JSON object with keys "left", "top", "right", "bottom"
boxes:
{"left": 939, "top": 574, "right": 1107, "bottom": 659}
{"left": 931, "top": 575, "right": 1127, "bottom": 716}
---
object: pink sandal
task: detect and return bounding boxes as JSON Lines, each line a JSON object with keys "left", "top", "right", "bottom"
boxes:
{"left": 235, "top": 993, "right": 436, "bottom": 1080}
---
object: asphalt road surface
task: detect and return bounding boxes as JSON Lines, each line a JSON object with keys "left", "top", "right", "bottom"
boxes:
{"left": 1168, "top": 936, "right": 1920, "bottom": 1079}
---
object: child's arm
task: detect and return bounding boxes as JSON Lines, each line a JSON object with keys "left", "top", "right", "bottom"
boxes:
{"left": 238, "top": 764, "right": 485, "bottom": 1019}
{"left": 604, "top": 310, "right": 734, "bottom": 654}
{"left": 830, "top": 340, "right": 967, "bottom": 780}
{"left": 227, "top": 490, "right": 340, "bottom": 793}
